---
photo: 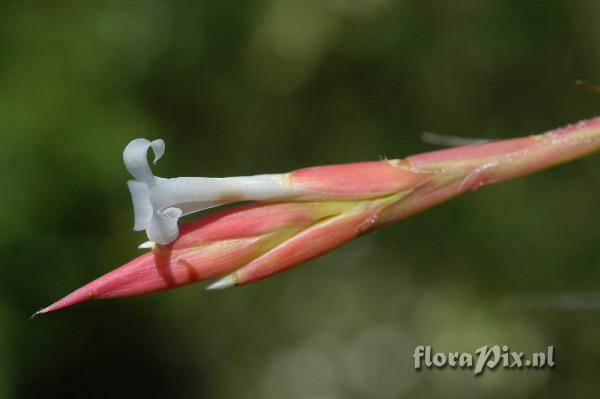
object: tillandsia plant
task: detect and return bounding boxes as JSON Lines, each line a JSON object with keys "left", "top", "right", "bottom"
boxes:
{"left": 36, "top": 117, "right": 600, "bottom": 315}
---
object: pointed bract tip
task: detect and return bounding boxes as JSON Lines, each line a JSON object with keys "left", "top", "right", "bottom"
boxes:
{"left": 206, "top": 274, "right": 237, "bottom": 290}
{"left": 138, "top": 240, "right": 156, "bottom": 249}
{"left": 31, "top": 303, "right": 58, "bottom": 318}
{"left": 30, "top": 309, "right": 44, "bottom": 319}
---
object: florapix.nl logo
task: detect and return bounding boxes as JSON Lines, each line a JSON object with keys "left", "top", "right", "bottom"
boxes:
{"left": 413, "top": 345, "right": 555, "bottom": 376}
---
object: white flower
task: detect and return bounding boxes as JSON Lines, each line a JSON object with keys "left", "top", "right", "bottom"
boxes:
{"left": 123, "top": 138, "right": 299, "bottom": 245}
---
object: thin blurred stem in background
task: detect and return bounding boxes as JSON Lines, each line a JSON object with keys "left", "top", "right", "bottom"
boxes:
{"left": 576, "top": 80, "right": 600, "bottom": 93}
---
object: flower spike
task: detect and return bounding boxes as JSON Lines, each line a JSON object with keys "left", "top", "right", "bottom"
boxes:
{"left": 36, "top": 117, "right": 600, "bottom": 314}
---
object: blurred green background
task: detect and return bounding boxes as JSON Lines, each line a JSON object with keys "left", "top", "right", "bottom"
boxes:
{"left": 1, "top": 0, "right": 599, "bottom": 398}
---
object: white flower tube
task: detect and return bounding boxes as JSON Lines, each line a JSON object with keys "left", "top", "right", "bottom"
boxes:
{"left": 123, "top": 138, "right": 302, "bottom": 245}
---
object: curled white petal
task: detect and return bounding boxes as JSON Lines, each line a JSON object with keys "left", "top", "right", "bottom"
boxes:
{"left": 123, "top": 138, "right": 165, "bottom": 184}
{"left": 126, "top": 180, "right": 153, "bottom": 231}
{"left": 147, "top": 207, "right": 183, "bottom": 245}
